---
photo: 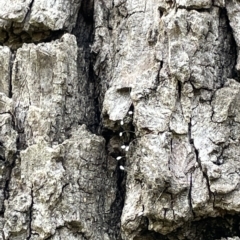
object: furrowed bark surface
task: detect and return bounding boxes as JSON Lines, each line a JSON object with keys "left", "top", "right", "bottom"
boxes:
{"left": 0, "top": 0, "right": 240, "bottom": 240}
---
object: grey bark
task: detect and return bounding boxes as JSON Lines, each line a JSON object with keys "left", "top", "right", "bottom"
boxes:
{"left": 0, "top": 0, "right": 240, "bottom": 240}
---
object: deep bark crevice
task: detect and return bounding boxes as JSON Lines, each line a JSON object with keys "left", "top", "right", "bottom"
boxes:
{"left": 108, "top": 167, "right": 126, "bottom": 240}
{"left": 188, "top": 173, "right": 195, "bottom": 218}
{"left": 80, "top": 0, "right": 94, "bottom": 23}
{"left": 219, "top": 8, "right": 238, "bottom": 82}
{"left": 133, "top": 229, "right": 168, "bottom": 240}
{"left": 71, "top": 8, "right": 101, "bottom": 134}
{"left": 101, "top": 104, "right": 136, "bottom": 239}
{"left": 1, "top": 29, "right": 66, "bottom": 50}
{"left": 167, "top": 215, "right": 240, "bottom": 240}
{"left": 8, "top": 52, "right": 14, "bottom": 98}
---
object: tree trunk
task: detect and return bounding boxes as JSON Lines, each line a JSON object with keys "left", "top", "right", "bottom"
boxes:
{"left": 0, "top": 0, "right": 240, "bottom": 239}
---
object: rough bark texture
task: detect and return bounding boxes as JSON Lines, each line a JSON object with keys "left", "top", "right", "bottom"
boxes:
{"left": 0, "top": 0, "right": 240, "bottom": 239}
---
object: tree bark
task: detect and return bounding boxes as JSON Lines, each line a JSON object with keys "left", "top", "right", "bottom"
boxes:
{"left": 0, "top": 0, "right": 240, "bottom": 239}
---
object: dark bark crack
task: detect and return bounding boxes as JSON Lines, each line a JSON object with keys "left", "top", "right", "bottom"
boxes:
{"left": 23, "top": 0, "right": 35, "bottom": 24}
{"left": 188, "top": 173, "right": 195, "bottom": 217}
{"left": 188, "top": 120, "right": 212, "bottom": 205}
{"left": 8, "top": 52, "right": 14, "bottom": 98}
{"left": 26, "top": 186, "right": 34, "bottom": 240}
